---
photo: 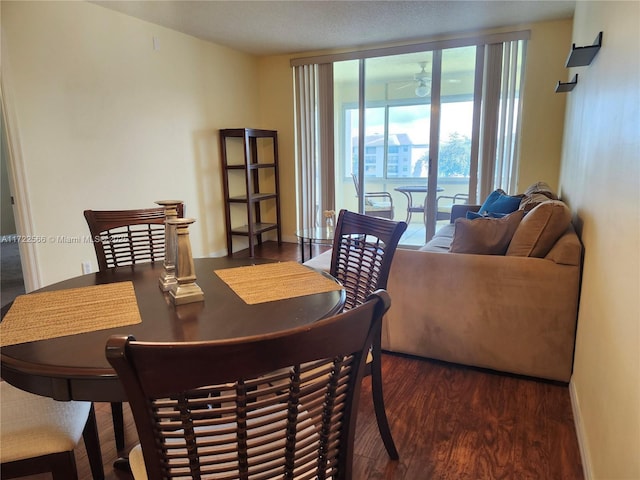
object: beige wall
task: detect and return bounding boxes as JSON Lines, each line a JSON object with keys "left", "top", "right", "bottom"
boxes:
{"left": 2, "top": 1, "right": 259, "bottom": 286}
{"left": 256, "top": 55, "right": 297, "bottom": 241}
{"left": 517, "top": 19, "right": 572, "bottom": 193}
{"left": 560, "top": 2, "right": 640, "bottom": 479}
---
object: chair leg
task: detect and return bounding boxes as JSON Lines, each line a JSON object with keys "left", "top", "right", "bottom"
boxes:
{"left": 50, "top": 451, "right": 79, "bottom": 480}
{"left": 111, "top": 401, "right": 125, "bottom": 452}
{"left": 83, "top": 403, "right": 105, "bottom": 480}
{"left": 370, "top": 335, "right": 399, "bottom": 460}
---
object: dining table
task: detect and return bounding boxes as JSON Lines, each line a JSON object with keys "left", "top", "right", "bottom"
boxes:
{"left": 0, "top": 256, "right": 345, "bottom": 475}
{"left": 0, "top": 257, "right": 345, "bottom": 403}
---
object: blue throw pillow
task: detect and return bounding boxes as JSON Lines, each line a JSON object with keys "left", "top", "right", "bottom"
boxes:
{"left": 478, "top": 189, "right": 522, "bottom": 215}
{"left": 466, "top": 211, "right": 509, "bottom": 220}
{"left": 466, "top": 211, "right": 484, "bottom": 220}
{"left": 490, "top": 193, "right": 522, "bottom": 214}
{"left": 478, "top": 190, "right": 503, "bottom": 214}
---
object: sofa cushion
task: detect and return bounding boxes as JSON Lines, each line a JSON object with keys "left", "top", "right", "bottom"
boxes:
{"left": 433, "top": 223, "right": 455, "bottom": 240}
{"left": 302, "top": 249, "right": 332, "bottom": 273}
{"left": 544, "top": 225, "right": 582, "bottom": 266}
{"left": 478, "top": 189, "right": 523, "bottom": 215}
{"left": 419, "top": 224, "right": 455, "bottom": 253}
{"left": 449, "top": 210, "right": 524, "bottom": 255}
{"left": 419, "top": 236, "right": 451, "bottom": 252}
{"left": 506, "top": 200, "right": 572, "bottom": 258}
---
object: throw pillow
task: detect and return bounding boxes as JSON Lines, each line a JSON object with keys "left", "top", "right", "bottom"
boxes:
{"left": 506, "top": 200, "right": 572, "bottom": 258}
{"left": 450, "top": 210, "right": 525, "bottom": 255}
{"left": 519, "top": 181, "right": 559, "bottom": 212}
{"left": 478, "top": 189, "right": 523, "bottom": 215}
{"left": 523, "top": 181, "right": 558, "bottom": 199}
{"left": 477, "top": 189, "right": 503, "bottom": 213}
{"left": 466, "top": 211, "right": 508, "bottom": 220}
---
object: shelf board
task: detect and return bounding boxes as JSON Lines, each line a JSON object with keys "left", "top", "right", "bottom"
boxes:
{"left": 230, "top": 223, "right": 278, "bottom": 236}
{"left": 555, "top": 74, "right": 578, "bottom": 93}
{"left": 565, "top": 32, "right": 603, "bottom": 67}
{"left": 228, "top": 193, "right": 277, "bottom": 203}
{"left": 220, "top": 128, "right": 277, "bottom": 138}
{"left": 225, "top": 163, "right": 276, "bottom": 170}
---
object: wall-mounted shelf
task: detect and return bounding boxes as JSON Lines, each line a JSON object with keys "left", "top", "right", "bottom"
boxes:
{"left": 566, "top": 32, "right": 603, "bottom": 67}
{"left": 556, "top": 74, "right": 578, "bottom": 93}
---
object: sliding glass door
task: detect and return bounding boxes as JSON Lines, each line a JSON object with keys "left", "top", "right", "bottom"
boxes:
{"left": 334, "top": 47, "right": 479, "bottom": 245}
{"left": 430, "top": 46, "right": 479, "bottom": 239}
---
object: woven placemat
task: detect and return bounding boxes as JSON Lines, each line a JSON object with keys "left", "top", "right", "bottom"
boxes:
{"left": 214, "top": 261, "right": 342, "bottom": 305}
{"left": 1, "top": 282, "right": 142, "bottom": 346}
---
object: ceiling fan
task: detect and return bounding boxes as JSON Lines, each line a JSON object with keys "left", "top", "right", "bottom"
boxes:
{"left": 413, "top": 62, "right": 431, "bottom": 97}
{"left": 395, "top": 61, "right": 431, "bottom": 98}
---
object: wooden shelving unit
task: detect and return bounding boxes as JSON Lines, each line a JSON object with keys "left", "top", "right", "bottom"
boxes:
{"left": 219, "top": 128, "right": 282, "bottom": 257}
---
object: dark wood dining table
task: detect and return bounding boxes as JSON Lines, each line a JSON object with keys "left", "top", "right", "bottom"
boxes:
{"left": 0, "top": 257, "right": 345, "bottom": 404}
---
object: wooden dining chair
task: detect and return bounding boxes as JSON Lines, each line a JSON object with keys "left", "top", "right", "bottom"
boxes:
{"left": 83, "top": 204, "right": 183, "bottom": 452}
{"left": 106, "top": 290, "right": 390, "bottom": 480}
{"left": 84, "top": 204, "right": 184, "bottom": 272}
{"left": 329, "top": 209, "right": 407, "bottom": 460}
{"left": 0, "top": 381, "right": 104, "bottom": 480}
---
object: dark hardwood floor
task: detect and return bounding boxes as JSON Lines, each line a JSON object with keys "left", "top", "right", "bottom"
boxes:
{"left": 16, "top": 241, "right": 584, "bottom": 480}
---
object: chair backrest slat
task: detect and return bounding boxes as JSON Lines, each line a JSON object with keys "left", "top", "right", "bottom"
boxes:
{"left": 84, "top": 204, "right": 183, "bottom": 271}
{"left": 107, "top": 291, "right": 390, "bottom": 480}
{"left": 330, "top": 209, "right": 407, "bottom": 311}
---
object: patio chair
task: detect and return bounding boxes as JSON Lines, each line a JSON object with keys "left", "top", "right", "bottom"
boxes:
{"left": 352, "top": 173, "right": 394, "bottom": 219}
{"left": 106, "top": 290, "right": 390, "bottom": 479}
{"left": 436, "top": 193, "right": 469, "bottom": 222}
{"left": 329, "top": 209, "right": 407, "bottom": 459}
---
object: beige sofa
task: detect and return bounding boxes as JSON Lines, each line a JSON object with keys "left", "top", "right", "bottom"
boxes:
{"left": 305, "top": 197, "right": 582, "bottom": 383}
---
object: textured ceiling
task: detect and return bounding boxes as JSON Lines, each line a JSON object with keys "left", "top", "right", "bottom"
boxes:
{"left": 91, "top": 0, "right": 575, "bottom": 56}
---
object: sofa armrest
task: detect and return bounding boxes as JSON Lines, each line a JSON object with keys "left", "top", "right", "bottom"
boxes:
{"left": 450, "top": 204, "right": 481, "bottom": 222}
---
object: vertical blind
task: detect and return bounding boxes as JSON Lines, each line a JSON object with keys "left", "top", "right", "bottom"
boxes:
{"left": 293, "top": 64, "right": 335, "bottom": 229}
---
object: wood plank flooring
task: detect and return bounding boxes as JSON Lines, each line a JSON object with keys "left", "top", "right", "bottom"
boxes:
{"left": 14, "top": 241, "right": 584, "bottom": 480}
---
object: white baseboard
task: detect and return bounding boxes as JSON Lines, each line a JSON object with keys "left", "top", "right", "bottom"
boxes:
{"left": 570, "top": 379, "right": 593, "bottom": 480}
